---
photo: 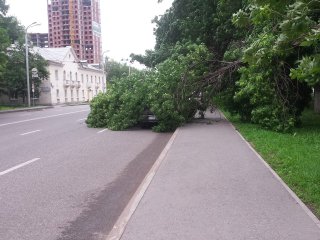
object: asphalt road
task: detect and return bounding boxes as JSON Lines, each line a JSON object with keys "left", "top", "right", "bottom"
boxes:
{"left": 0, "top": 105, "right": 172, "bottom": 240}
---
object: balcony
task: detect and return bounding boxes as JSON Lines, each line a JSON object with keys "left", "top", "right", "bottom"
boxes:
{"left": 70, "top": 80, "right": 76, "bottom": 88}
{"left": 63, "top": 80, "right": 70, "bottom": 88}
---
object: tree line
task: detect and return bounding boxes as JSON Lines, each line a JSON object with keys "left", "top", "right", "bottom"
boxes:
{"left": 88, "top": 0, "right": 320, "bottom": 132}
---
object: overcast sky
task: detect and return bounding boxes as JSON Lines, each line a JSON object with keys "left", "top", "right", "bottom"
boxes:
{"left": 6, "top": 0, "right": 173, "bottom": 62}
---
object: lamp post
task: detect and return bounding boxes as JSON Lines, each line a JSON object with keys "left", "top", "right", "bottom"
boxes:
{"left": 25, "top": 22, "right": 40, "bottom": 107}
{"left": 121, "top": 58, "right": 132, "bottom": 76}
{"left": 101, "top": 50, "right": 110, "bottom": 92}
{"left": 101, "top": 50, "right": 110, "bottom": 70}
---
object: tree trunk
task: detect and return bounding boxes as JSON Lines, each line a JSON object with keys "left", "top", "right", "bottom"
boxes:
{"left": 314, "top": 84, "right": 320, "bottom": 114}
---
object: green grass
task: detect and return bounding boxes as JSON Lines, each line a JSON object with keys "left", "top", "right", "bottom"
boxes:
{"left": 0, "top": 106, "right": 16, "bottom": 111}
{"left": 226, "top": 109, "right": 320, "bottom": 218}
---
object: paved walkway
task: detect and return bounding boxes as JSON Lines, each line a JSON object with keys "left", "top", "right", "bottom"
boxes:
{"left": 114, "top": 112, "right": 320, "bottom": 240}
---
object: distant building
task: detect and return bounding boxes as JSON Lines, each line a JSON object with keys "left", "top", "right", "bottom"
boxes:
{"left": 47, "top": 0, "right": 102, "bottom": 64}
{"left": 29, "top": 33, "right": 49, "bottom": 48}
{"left": 35, "top": 46, "right": 106, "bottom": 105}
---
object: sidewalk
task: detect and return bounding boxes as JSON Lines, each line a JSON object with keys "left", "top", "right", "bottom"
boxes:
{"left": 113, "top": 112, "right": 320, "bottom": 240}
{"left": 0, "top": 106, "right": 53, "bottom": 114}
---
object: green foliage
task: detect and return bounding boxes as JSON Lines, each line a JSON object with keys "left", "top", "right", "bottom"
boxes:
{"left": 105, "top": 59, "right": 139, "bottom": 82}
{"left": 88, "top": 43, "right": 212, "bottom": 132}
{"left": 0, "top": 0, "right": 8, "bottom": 16}
{"left": 291, "top": 55, "right": 320, "bottom": 86}
{"left": 228, "top": 0, "right": 317, "bottom": 131}
{"left": 86, "top": 93, "right": 110, "bottom": 128}
{"left": 0, "top": 44, "right": 49, "bottom": 100}
{"left": 134, "top": 0, "right": 243, "bottom": 66}
{"left": 148, "top": 43, "right": 212, "bottom": 131}
{"left": 87, "top": 72, "right": 148, "bottom": 130}
{"left": 91, "top": 0, "right": 320, "bottom": 132}
{"left": 0, "top": 3, "right": 29, "bottom": 99}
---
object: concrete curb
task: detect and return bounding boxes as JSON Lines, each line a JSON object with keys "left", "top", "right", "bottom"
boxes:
{"left": 0, "top": 106, "right": 53, "bottom": 114}
{"left": 105, "top": 129, "right": 180, "bottom": 240}
{"left": 221, "top": 111, "right": 320, "bottom": 229}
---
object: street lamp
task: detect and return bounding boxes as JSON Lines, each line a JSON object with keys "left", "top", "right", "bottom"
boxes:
{"left": 121, "top": 58, "right": 132, "bottom": 76}
{"left": 101, "top": 50, "right": 110, "bottom": 92}
{"left": 25, "top": 22, "right": 40, "bottom": 107}
{"left": 101, "top": 50, "right": 110, "bottom": 70}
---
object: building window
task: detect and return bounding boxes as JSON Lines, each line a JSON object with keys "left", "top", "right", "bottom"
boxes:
{"left": 56, "top": 91, "right": 60, "bottom": 102}
{"left": 81, "top": 74, "right": 84, "bottom": 83}
{"left": 75, "top": 72, "right": 78, "bottom": 81}
{"left": 70, "top": 71, "right": 72, "bottom": 81}
{"left": 63, "top": 70, "right": 66, "bottom": 80}
{"left": 86, "top": 74, "right": 89, "bottom": 82}
{"left": 55, "top": 70, "right": 59, "bottom": 81}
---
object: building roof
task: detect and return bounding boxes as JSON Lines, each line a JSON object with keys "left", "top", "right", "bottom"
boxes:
{"left": 33, "top": 46, "right": 104, "bottom": 73}
{"left": 33, "top": 46, "right": 76, "bottom": 63}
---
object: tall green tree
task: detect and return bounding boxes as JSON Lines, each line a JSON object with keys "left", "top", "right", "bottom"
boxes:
{"left": 230, "top": 0, "right": 318, "bottom": 130}
{"left": 132, "top": 0, "right": 244, "bottom": 66}
{"left": 0, "top": 1, "right": 48, "bottom": 102}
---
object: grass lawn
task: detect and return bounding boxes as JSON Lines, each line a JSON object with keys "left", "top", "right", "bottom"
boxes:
{"left": 226, "top": 109, "right": 320, "bottom": 218}
{"left": 0, "top": 106, "right": 17, "bottom": 111}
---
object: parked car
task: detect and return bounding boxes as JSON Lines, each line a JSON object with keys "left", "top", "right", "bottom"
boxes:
{"left": 140, "top": 108, "right": 158, "bottom": 128}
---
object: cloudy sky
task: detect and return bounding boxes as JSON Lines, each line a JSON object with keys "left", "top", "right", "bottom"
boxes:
{"left": 5, "top": 0, "right": 173, "bottom": 62}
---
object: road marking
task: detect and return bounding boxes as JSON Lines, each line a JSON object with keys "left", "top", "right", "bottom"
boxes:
{"left": 105, "top": 129, "right": 179, "bottom": 240}
{"left": 0, "top": 110, "right": 88, "bottom": 127}
{"left": 97, "top": 129, "right": 108, "bottom": 134}
{"left": 20, "top": 130, "right": 41, "bottom": 136}
{"left": 0, "top": 158, "right": 41, "bottom": 176}
{"left": 77, "top": 118, "right": 87, "bottom": 121}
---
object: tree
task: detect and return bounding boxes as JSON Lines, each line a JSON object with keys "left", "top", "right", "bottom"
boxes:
{"left": 89, "top": 0, "right": 320, "bottom": 132}
{"left": 286, "top": 1, "right": 320, "bottom": 113}
{"left": 104, "top": 59, "right": 138, "bottom": 82}
{"left": 226, "top": 0, "right": 318, "bottom": 131}
{"left": 0, "top": 1, "right": 48, "bottom": 103}
{"left": 0, "top": 0, "right": 10, "bottom": 87}
{"left": 2, "top": 44, "right": 48, "bottom": 101}
{"left": 88, "top": 42, "right": 212, "bottom": 132}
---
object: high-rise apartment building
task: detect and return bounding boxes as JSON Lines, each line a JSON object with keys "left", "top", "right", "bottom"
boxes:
{"left": 29, "top": 33, "right": 49, "bottom": 48}
{"left": 47, "top": 0, "right": 102, "bottom": 64}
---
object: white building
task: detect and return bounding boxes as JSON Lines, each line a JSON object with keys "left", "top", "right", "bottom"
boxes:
{"left": 35, "top": 46, "right": 106, "bottom": 105}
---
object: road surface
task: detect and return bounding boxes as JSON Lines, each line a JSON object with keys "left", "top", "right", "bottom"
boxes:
{"left": 0, "top": 105, "right": 172, "bottom": 240}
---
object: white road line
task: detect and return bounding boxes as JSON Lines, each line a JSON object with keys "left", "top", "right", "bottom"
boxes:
{"left": 0, "top": 158, "right": 41, "bottom": 176}
{"left": 20, "top": 130, "right": 41, "bottom": 136}
{"left": 77, "top": 118, "right": 87, "bottom": 121}
{"left": 97, "top": 129, "right": 108, "bottom": 134}
{"left": 0, "top": 110, "right": 88, "bottom": 127}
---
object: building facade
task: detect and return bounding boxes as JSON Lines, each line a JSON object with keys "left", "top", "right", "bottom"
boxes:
{"left": 35, "top": 47, "right": 105, "bottom": 105}
{"left": 47, "top": 0, "right": 102, "bottom": 64}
